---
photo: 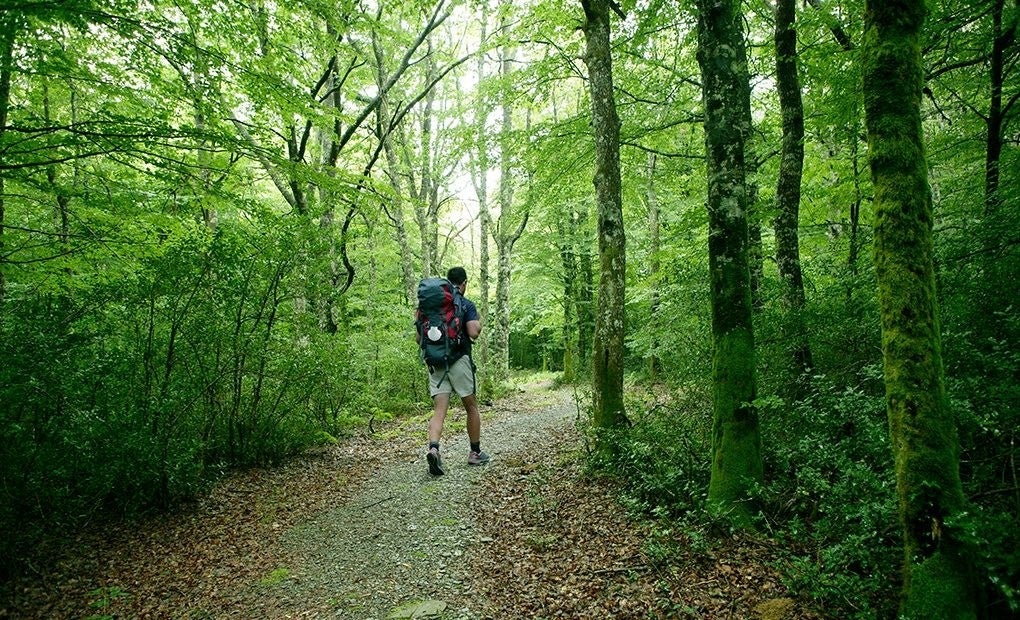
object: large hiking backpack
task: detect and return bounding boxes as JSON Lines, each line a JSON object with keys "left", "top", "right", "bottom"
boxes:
{"left": 415, "top": 277, "right": 466, "bottom": 369}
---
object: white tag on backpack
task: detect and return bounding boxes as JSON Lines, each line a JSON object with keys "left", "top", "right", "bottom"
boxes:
{"left": 427, "top": 325, "right": 442, "bottom": 341}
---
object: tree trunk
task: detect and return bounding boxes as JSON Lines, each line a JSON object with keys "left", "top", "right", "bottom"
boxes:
{"left": 984, "top": 0, "right": 1016, "bottom": 215}
{"left": 863, "top": 1, "right": 978, "bottom": 616}
{"left": 557, "top": 209, "right": 579, "bottom": 383}
{"left": 42, "top": 81, "right": 71, "bottom": 247}
{"left": 0, "top": 16, "right": 14, "bottom": 304}
{"left": 577, "top": 207, "right": 595, "bottom": 375}
{"left": 417, "top": 44, "right": 441, "bottom": 277}
{"left": 490, "top": 35, "right": 516, "bottom": 385}
{"left": 374, "top": 37, "right": 418, "bottom": 305}
{"left": 774, "top": 0, "right": 814, "bottom": 381}
{"left": 581, "top": 0, "right": 627, "bottom": 434}
{"left": 646, "top": 152, "right": 661, "bottom": 379}
{"left": 472, "top": 4, "right": 493, "bottom": 373}
{"left": 696, "top": 0, "right": 763, "bottom": 526}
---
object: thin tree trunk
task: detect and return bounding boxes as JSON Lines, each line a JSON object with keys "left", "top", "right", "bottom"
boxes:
{"left": 0, "top": 16, "right": 15, "bottom": 304}
{"left": 984, "top": 0, "right": 1016, "bottom": 215}
{"left": 696, "top": 0, "right": 762, "bottom": 526}
{"left": 646, "top": 152, "right": 661, "bottom": 379}
{"left": 557, "top": 209, "right": 578, "bottom": 383}
{"left": 42, "top": 81, "right": 70, "bottom": 245}
{"left": 581, "top": 0, "right": 627, "bottom": 434}
{"left": 374, "top": 34, "right": 418, "bottom": 305}
{"left": 473, "top": 4, "right": 492, "bottom": 372}
{"left": 491, "top": 33, "right": 516, "bottom": 385}
{"left": 577, "top": 206, "right": 595, "bottom": 372}
{"left": 863, "top": 1, "right": 978, "bottom": 615}
{"left": 774, "top": 0, "right": 814, "bottom": 380}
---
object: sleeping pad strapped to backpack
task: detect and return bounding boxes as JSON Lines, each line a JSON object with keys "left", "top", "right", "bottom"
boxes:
{"left": 415, "top": 277, "right": 466, "bottom": 370}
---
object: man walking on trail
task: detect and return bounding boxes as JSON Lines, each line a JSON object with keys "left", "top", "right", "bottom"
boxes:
{"left": 418, "top": 266, "right": 489, "bottom": 476}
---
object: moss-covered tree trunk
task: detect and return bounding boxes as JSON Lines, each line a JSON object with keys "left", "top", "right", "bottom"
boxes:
{"left": 862, "top": 1, "right": 978, "bottom": 616}
{"left": 774, "top": 0, "right": 813, "bottom": 381}
{"left": 581, "top": 0, "right": 627, "bottom": 433}
{"left": 695, "top": 0, "right": 763, "bottom": 526}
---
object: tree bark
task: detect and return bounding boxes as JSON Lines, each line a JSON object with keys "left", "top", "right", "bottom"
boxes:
{"left": 472, "top": 3, "right": 493, "bottom": 374}
{"left": 0, "top": 15, "right": 15, "bottom": 304}
{"left": 984, "top": 0, "right": 1017, "bottom": 215}
{"left": 863, "top": 1, "right": 978, "bottom": 616}
{"left": 646, "top": 152, "right": 661, "bottom": 379}
{"left": 374, "top": 30, "right": 421, "bottom": 305}
{"left": 774, "top": 0, "right": 814, "bottom": 380}
{"left": 556, "top": 209, "right": 579, "bottom": 383}
{"left": 491, "top": 34, "right": 517, "bottom": 385}
{"left": 696, "top": 0, "right": 762, "bottom": 526}
{"left": 581, "top": 0, "right": 627, "bottom": 434}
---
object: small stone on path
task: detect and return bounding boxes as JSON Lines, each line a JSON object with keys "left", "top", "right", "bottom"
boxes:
{"left": 387, "top": 599, "right": 448, "bottom": 619}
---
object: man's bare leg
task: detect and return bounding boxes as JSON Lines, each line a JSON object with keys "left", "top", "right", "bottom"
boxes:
{"left": 428, "top": 392, "right": 451, "bottom": 443}
{"left": 462, "top": 393, "right": 480, "bottom": 444}
{"left": 462, "top": 393, "right": 489, "bottom": 464}
{"left": 427, "top": 393, "right": 451, "bottom": 475}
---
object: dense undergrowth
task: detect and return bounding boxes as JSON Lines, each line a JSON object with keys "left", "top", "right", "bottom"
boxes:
{"left": 584, "top": 307, "right": 1019, "bottom": 619}
{"left": 0, "top": 215, "right": 429, "bottom": 582}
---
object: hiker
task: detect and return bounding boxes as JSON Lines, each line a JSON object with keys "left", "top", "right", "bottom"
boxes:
{"left": 416, "top": 266, "right": 489, "bottom": 476}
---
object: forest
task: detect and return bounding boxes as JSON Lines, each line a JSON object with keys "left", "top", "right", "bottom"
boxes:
{"left": 0, "top": 0, "right": 1017, "bottom": 617}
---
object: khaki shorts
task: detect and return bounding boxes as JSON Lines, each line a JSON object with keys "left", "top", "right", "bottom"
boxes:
{"left": 428, "top": 354, "right": 476, "bottom": 398}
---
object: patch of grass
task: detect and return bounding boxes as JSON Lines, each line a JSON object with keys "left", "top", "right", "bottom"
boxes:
{"left": 258, "top": 567, "right": 291, "bottom": 586}
{"left": 525, "top": 533, "right": 559, "bottom": 552}
{"left": 85, "top": 585, "right": 129, "bottom": 620}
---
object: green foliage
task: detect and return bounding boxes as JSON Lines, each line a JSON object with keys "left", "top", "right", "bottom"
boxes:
{"left": 0, "top": 207, "right": 425, "bottom": 577}
{"left": 757, "top": 374, "right": 899, "bottom": 618}
{"left": 86, "top": 584, "right": 130, "bottom": 620}
{"left": 587, "top": 388, "right": 712, "bottom": 520}
{"left": 943, "top": 310, "right": 1020, "bottom": 615}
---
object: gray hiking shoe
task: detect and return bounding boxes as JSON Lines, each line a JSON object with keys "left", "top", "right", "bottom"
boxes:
{"left": 427, "top": 447, "right": 445, "bottom": 476}
{"left": 467, "top": 450, "right": 490, "bottom": 466}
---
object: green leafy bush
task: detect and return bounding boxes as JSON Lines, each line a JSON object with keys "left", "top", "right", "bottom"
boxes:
{"left": 587, "top": 388, "right": 712, "bottom": 519}
{"left": 757, "top": 372, "right": 899, "bottom": 618}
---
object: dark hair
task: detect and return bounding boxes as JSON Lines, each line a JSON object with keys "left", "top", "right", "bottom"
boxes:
{"left": 447, "top": 266, "right": 467, "bottom": 285}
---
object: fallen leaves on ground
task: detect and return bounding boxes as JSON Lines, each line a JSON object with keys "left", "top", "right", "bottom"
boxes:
{"left": 467, "top": 431, "right": 826, "bottom": 620}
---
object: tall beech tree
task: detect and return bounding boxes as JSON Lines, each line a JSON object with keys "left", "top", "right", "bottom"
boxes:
{"left": 774, "top": 0, "right": 813, "bottom": 381}
{"left": 695, "top": 0, "right": 763, "bottom": 524}
{"left": 862, "top": 1, "right": 978, "bottom": 616}
{"left": 490, "top": 30, "right": 530, "bottom": 385}
{"left": 581, "top": 0, "right": 627, "bottom": 436}
{"left": 468, "top": 3, "right": 494, "bottom": 374}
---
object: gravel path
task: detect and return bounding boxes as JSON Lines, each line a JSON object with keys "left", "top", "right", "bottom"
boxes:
{"left": 240, "top": 385, "right": 577, "bottom": 619}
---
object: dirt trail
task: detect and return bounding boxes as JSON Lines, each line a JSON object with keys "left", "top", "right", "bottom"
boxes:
{"left": 241, "top": 385, "right": 575, "bottom": 619}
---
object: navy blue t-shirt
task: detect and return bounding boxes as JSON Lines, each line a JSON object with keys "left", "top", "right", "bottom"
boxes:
{"left": 460, "top": 296, "right": 479, "bottom": 354}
